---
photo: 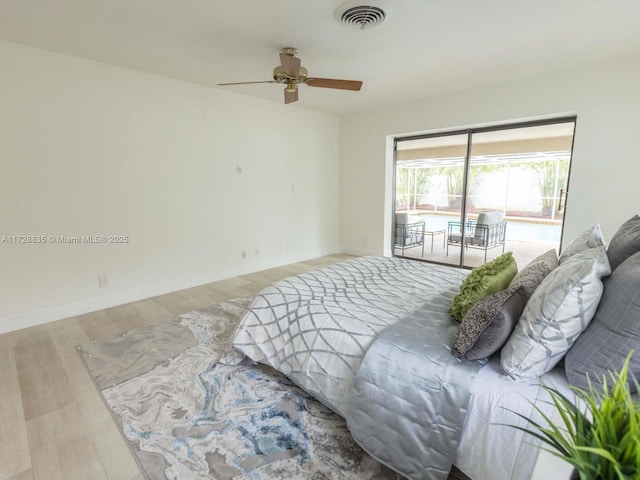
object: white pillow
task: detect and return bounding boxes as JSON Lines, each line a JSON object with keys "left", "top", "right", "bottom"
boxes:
{"left": 501, "top": 246, "right": 611, "bottom": 380}
{"left": 558, "top": 224, "right": 606, "bottom": 263}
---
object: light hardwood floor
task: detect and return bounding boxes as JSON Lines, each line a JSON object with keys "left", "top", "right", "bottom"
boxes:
{"left": 0, "top": 254, "right": 352, "bottom": 480}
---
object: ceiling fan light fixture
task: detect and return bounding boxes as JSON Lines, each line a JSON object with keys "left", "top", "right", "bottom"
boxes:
{"left": 334, "top": 2, "right": 390, "bottom": 30}
{"left": 217, "top": 48, "right": 363, "bottom": 105}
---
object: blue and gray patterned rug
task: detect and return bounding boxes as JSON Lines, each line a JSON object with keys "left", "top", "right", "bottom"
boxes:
{"left": 78, "top": 297, "right": 402, "bottom": 479}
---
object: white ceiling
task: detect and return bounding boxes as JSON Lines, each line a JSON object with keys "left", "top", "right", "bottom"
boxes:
{"left": 1, "top": 0, "right": 640, "bottom": 114}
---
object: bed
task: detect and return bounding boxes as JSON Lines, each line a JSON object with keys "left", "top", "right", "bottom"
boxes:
{"left": 231, "top": 256, "right": 572, "bottom": 480}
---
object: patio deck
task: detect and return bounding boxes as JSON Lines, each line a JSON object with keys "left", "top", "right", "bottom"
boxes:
{"left": 395, "top": 211, "right": 561, "bottom": 269}
{"left": 396, "top": 237, "right": 558, "bottom": 269}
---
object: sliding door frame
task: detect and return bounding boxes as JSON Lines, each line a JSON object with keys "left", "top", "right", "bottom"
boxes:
{"left": 392, "top": 115, "right": 578, "bottom": 268}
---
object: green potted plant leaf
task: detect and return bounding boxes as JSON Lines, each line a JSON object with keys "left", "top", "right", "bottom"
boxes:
{"left": 505, "top": 354, "right": 640, "bottom": 480}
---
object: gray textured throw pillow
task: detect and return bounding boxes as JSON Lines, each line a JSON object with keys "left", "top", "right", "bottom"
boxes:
{"left": 508, "top": 249, "right": 558, "bottom": 299}
{"left": 607, "top": 215, "right": 640, "bottom": 271}
{"left": 452, "top": 288, "right": 527, "bottom": 361}
{"left": 558, "top": 224, "right": 606, "bottom": 264}
{"left": 501, "top": 246, "right": 611, "bottom": 380}
{"left": 565, "top": 251, "right": 640, "bottom": 393}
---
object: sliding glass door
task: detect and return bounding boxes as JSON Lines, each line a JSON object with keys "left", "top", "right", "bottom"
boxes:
{"left": 393, "top": 118, "right": 576, "bottom": 269}
{"left": 395, "top": 133, "right": 469, "bottom": 266}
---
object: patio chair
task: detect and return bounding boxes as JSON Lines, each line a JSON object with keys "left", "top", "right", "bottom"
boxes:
{"left": 394, "top": 213, "right": 425, "bottom": 256}
{"left": 446, "top": 211, "right": 507, "bottom": 262}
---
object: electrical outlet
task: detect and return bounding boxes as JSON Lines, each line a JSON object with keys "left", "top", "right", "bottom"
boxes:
{"left": 236, "top": 164, "right": 243, "bottom": 175}
{"left": 241, "top": 250, "right": 247, "bottom": 259}
{"left": 255, "top": 248, "right": 260, "bottom": 256}
{"left": 98, "top": 274, "right": 109, "bottom": 288}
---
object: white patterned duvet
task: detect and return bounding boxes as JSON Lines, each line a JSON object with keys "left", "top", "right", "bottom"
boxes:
{"left": 231, "top": 255, "right": 468, "bottom": 416}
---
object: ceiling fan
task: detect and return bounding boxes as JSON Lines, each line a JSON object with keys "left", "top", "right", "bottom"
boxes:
{"left": 217, "top": 47, "right": 363, "bottom": 104}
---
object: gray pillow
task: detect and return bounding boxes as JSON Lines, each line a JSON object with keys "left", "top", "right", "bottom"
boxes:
{"left": 565, "top": 251, "right": 640, "bottom": 393}
{"left": 452, "top": 288, "right": 527, "bottom": 361}
{"left": 508, "top": 249, "right": 558, "bottom": 299}
{"left": 607, "top": 215, "right": 640, "bottom": 271}
{"left": 558, "top": 224, "right": 606, "bottom": 263}
{"left": 501, "top": 246, "right": 611, "bottom": 380}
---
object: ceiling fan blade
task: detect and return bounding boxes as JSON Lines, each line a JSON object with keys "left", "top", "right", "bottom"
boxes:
{"left": 306, "top": 78, "right": 363, "bottom": 91}
{"left": 217, "top": 81, "right": 277, "bottom": 86}
{"left": 284, "top": 86, "right": 298, "bottom": 104}
{"left": 279, "top": 53, "right": 301, "bottom": 77}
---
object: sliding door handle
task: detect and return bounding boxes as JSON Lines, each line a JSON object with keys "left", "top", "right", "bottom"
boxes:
{"left": 558, "top": 188, "right": 565, "bottom": 211}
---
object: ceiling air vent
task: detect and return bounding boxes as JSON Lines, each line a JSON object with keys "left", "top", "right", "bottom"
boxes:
{"left": 334, "top": 3, "right": 390, "bottom": 30}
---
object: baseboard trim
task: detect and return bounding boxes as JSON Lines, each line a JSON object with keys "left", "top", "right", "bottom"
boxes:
{"left": 0, "top": 246, "right": 341, "bottom": 335}
{"left": 340, "top": 246, "right": 383, "bottom": 257}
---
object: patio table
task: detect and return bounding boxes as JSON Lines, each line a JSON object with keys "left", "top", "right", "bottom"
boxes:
{"left": 424, "top": 229, "right": 446, "bottom": 253}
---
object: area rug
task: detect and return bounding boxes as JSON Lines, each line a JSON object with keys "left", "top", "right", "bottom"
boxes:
{"left": 78, "top": 297, "right": 406, "bottom": 480}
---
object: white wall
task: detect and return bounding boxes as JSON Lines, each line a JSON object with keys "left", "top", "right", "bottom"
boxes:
{"left": 0, "top": 41, "right": 340, "bottom": 333}
{"left": 340, "top": 54, "right": 640, "bottom": 257}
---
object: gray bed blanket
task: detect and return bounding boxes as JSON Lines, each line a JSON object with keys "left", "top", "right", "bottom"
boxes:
{"left": 346, "top": 288, "right": 483, "bottom": 480}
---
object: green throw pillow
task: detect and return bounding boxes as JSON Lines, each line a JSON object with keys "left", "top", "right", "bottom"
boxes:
{"left": 449, "top": 252, "right": 518, "bottom": 322}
